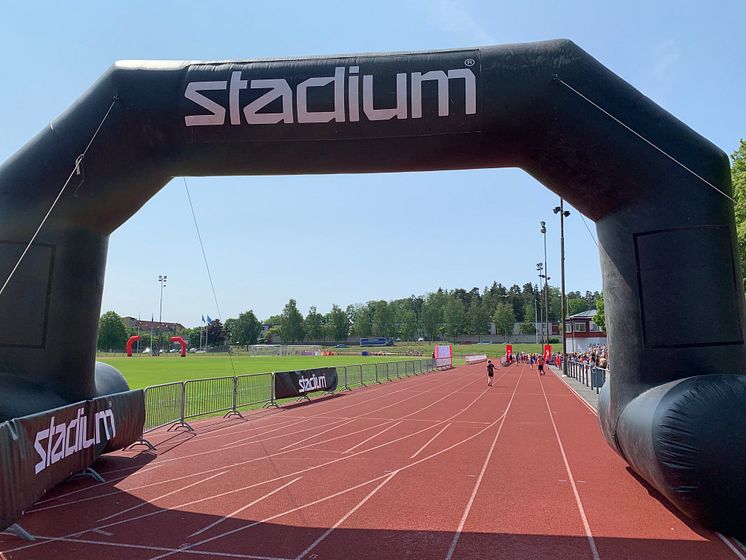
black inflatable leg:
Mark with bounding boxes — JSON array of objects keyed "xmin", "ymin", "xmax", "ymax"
[{"xmin": 602, "ymin": 374, "xmax": 746, "ymax": 535}]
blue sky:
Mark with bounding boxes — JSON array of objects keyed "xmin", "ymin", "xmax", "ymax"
[{"xmin": 1, "ymin": 1, "xmax": 743, "ymax": 326}]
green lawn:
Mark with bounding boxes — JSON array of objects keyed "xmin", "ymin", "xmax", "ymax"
[{"xmin": 98, "ymin": 354, "xmax": 430, "ymax": 389}]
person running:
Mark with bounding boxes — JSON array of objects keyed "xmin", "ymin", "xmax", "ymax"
[
  {"xmin": 529, "ymin": 354, "xmax": 535, "ymax": 369},
  {"xmin": 487, "ymin": 360, "xmax": 495, "ymax": 386},
  {"xmin": 537, "ymin": 354, "xmax": 545, "ymax": 375}
]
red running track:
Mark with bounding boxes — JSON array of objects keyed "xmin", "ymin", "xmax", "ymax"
[{"xmin": 2, "ymin": 362, "xmax": 745, "ymax": 560}]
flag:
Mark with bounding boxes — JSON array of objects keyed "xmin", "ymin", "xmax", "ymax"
[
  {"xmin": 201, "ymin": 314, "xmax": 205, "ymax": 323},
  {"xmin": 206, "ymin": 315, "xmax": 212, "ymax": 323}
]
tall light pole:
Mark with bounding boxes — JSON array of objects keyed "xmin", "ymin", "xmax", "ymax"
[
  {"xmin": 536, "ymin": 263, "xmax": 546, "ymax": 344},
  {"xmin": 540, "ymin": 221, "xmax": 549, "ymax": 345},
  {"xmin": 158, "ymin": 275, "xmax": 167, "ymax": 354},
  {"xmin": 553, "ymin": 200, "xmax": 571, "ymax": 376}
]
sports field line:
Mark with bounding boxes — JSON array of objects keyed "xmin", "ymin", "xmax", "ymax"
[
  {"xmin": 293, "ymin": 472, "xmax": 399, "ymax": 560},
  {"xmin": 225, "ymin": 417, "xmax": 350, "ymax": 449},
  {"xmin": 189, "ymin": 477, "xmax": 302, "ymax": 538},
  {"xmin": 445, "ymin": 367, "xmax": 524, "ymax": 560},
  {"xmin": 6, "ymin": 367, "xmax": 512, "ymax": 556},
  {"xmin": 97, "ymin": 470, "xmax": 228, "ymax": 522},
  {"xmin": 279, "ymin": 417, "xmax": 360, "ymax": 451},
  {"xmin": 549, "ymin": 368, "xmax": 745, "ymax": 560},
  {"xmin": 410, "ymin": 422, "xmax": 451, "ymax": 459},
  {"xmin": 133, "ymin": 368, "xmax": 487, "ymax": 468},
  {"xmin": 538, "ymin": 373, "xmax": 600, "ymax": 560},
  {"xmin": 26, "ymin": 366, "xmax": 494, "ymax": 516},
  {"xmin": 16, "ymin": 534, "xmax": 290, "ymax": 560},
  {"xmin": 343, "ymin": 421, "xmax": 402, "ymax": 453},
  {"xmin": 140, "ymin": 372, "xmax": 519, "ymax": 560},
  {"xmin": 550, "ymin": 368, "xmax": 598, "ymax": 414},
  {"xmin": 156, "ymin": 367, "xmax": 464, "ymax": 454}
]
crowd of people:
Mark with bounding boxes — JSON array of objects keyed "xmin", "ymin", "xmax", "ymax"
[{"xmin": 567, "ymin": 344, "xmax": 608, "ymax": 368}]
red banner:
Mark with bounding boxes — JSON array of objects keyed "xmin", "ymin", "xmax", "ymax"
[
  {"xmin": 505, "ymin": 344, "xmax": 513, "ymax": 359},
  {"xmin": 543, "ymin": 344, "xmax": 552, "ymax": 362}
]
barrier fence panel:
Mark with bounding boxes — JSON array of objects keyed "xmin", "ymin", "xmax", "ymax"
[
  {"xmin": 361, "ymin": 363, "xmax": 376, "ymax": 385},
  {"xmin": 235, "ymin": 373, "xmax": 273, "ymax": 409},
  {"xmin": 566, "ymin": 361, "xmax": 608, "ymax": 393},
  {"xmin": 184, "ymin": 377, "xmax": 235, "ymax": 419},
  {"xmin": 143, "ymin": 382, "xmax": 184, "ymax": 432},
  {"xmin": 142, "ymin": 359, "xmax": 448, "ymax": 432},
  {"xmin": 376, "ymin": 363, "xmax": 388, "ymax": 383}
]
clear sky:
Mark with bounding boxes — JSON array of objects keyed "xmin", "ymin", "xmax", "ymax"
[{"xmin": 1, "ymin": 1, "xmax": 743, "ymax": 326}]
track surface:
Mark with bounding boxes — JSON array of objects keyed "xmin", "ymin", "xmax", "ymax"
[{"xmin": 2, "ymin": 363, "xmax": 744, "ymax": 560}]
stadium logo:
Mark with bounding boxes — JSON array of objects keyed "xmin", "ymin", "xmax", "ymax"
[
  {"xmin": 33, "ymin": 408, "xmax": 116, "ymax": 475},
  {"xmin": 297, "ymin": 374, "xmax": 328, "ymax": 393},
  {"xmin": 184, "ymin": 66, "xmax": 477, "ymax": 126}
]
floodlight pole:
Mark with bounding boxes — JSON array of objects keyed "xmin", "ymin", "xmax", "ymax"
[
  {"xmin": 554, "ymin": 199, "xmax": 570, "ymax": 376},
  {"xmin": 536, "ymin": 264, "xmax": 545, "ymax": 344},
  {"xmin": 158, "ymin": 275, "xmax": 167, "ymax": 354},
  {"xmin": 539, "ymin": 221, "xmax": 550, "ymax": 346}
]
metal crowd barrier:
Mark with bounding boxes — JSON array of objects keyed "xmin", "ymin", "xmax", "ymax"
[
  {"xmin": 142, "ymin": 358, "xmax": 437, "ymax": 433},
  {"xmin": 565, "ymin": 360, "xmax": 608, "ymax": 393}
]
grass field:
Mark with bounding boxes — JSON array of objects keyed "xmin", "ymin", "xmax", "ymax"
[
  {"xmin": 98, "ymin": 354, "xmax": 432, "ymax": 389},
  {"xmin": 99, "ymin": 342, "xmax": 562, "ymax": 390}
]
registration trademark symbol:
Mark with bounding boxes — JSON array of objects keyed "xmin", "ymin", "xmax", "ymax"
[{"xmin": 464, "ymin": 58, "xmax": 475, "ymax": 67}]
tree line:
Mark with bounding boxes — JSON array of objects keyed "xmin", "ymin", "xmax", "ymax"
[
  {"xmin": 246, "ymin": 282, "xmax": 601, "ymax": 344},
  {"xmin": 96, "ymin": 282, "xmax": 602, "ymax": 351}
]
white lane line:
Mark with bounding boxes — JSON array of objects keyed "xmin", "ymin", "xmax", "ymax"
[
  {"xmin": 551, "ymin": 369, "xmax": 598, "ymax": 414},
  {"xmin": 189, "ymin": 477, "xmax": 302, "ymax": 537},
  {"xmin": 279, "ymin": 418, "xmax": 360, "ymax": 451},
  {"xmin": 97, "ymin": 471, "xmax": 227, "ymax": 522},
  {"xmin": 343, "ymin": 422, "xmax": 402, "ymax": 454},
  {"xmin": 90, "ymin": 528, "xmax": 113, "ymax": 536},
  {"xmin": 208, "ymin": 418, "xmax": 312, "ymax": 446},
  {"xmin": 294, "ymin": 472, "xmax": 399, "ymax": 560},
  {"xmin": 6, "ymin": 371, "xmax": 512, "ymax": 557},
  {"xmin": 410, "ymin": 423, "xmax": 451, "ymax": 459},
  {"xmin": 26, "ymin": 535, "xmax": 290, "ymax": 559},
  {"xmin": 150, "ymin": 372, "xmax": 519, "ymax": 560},
  {"xmin": 34, "ymin": 369, "xmax": 488, "ymax": 515},
  {"xmin": 444, "ymin": 369, "xmax": 523, "ymax": 560},
  {"xmin": 717, "ymin": 533, "xmax": 746, "ymax": 560},
  {"xmin": 146, "ymin": 477, "xmax": 388, "ymax": 560},
  {"xmin": 538, "ymin": 375, "xmax": 601, "ymax": 560},
  {"xmin": 552, "ymin": 370, "xmax": 746, "ymax": 560}
]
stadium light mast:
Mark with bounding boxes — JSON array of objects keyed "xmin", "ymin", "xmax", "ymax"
[
  {"xmin": 553, "ymin": 200, "xmax": 571, "ymax": 376},
  {"xmin": 158, "ymin": 274, "xmax": 167, "ymax": 353},
  {"xmin": 539, "ymin": 222, "xmax": 550, "ymax": 345},
  {"xmin": 536, "ymin": 263, "xmax": 545, "ymax": 344}
]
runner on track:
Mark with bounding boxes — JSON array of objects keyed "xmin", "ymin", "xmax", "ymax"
[
  {"xmin": 537, "ymin": 355, "xmax": 545, "ymax": 375},
  {"xmin": 487, "ymin": 360, "xmax": 495, "ymax": 386}
]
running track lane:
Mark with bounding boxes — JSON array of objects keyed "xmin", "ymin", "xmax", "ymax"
[{"xmin": 1, "ymin": 363, "xmax": 742, "ymax": 559}]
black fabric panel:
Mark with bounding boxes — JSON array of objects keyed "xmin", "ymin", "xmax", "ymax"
[
  {"xmin": 0, "ymin": 390, "xmax": 144, "ymax": 532},
  {"xmin": 274, "ymin": 368, "xmax": 339, "ymax": 399}
]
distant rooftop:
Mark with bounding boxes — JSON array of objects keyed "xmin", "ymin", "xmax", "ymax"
[{"xmin": 568, "ymin": 309, "xmax": 598, "ymax": 319}]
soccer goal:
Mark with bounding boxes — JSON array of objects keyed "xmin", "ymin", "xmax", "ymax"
[{"xmin": 248, "ymin": 344, "xmax": 322, "ymax": 356}]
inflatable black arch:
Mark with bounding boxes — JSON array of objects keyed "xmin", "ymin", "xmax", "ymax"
[{"xmin": 1, "ymin": 39, "xmax": 744, "ymax": 533}]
